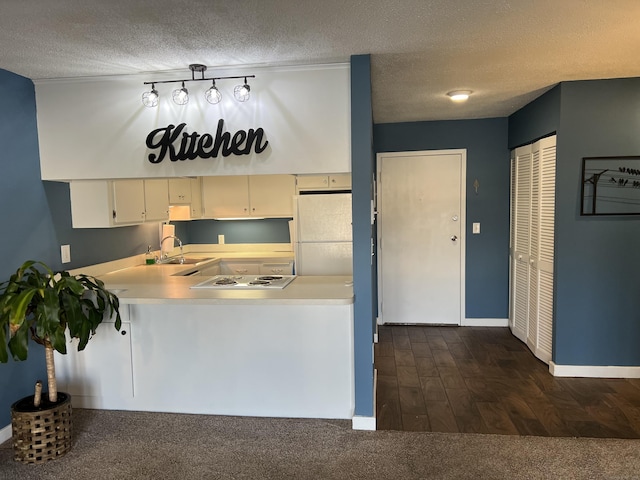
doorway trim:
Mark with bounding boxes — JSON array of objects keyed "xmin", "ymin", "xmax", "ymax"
[{"xmin": 376, "ymin": 149, "xmax": 466, "ymax": 326}]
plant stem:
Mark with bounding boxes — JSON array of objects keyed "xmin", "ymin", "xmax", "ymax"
[
  {"xmin": 34, "ymin": 380, "xmax": 42, "ymax": 407},
  {"xmin": 44, "ymin": 341, "xmax": 57, "ymax": 403}
]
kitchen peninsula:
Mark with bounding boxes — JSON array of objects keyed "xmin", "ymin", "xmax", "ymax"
[{"xmin": 56, "ymin": 244, "xmax": 355, "ymax": 420}]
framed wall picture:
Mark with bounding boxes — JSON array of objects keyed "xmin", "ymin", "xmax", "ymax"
[{"xmin": 581, "ymin": 156, "xmax": 640, "ymax": 215}]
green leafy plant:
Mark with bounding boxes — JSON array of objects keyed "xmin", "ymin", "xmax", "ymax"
[{"xmin": 0, "ymin": 260, "xmax": 121, "ymax": 404}]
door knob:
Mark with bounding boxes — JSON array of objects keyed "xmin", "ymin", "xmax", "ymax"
[{"xmin": 451, "ymin": 235, "xmax": 458, "ymax": 241}]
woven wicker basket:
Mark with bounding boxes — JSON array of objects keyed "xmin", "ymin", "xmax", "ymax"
[{"xmin": 10, "ymin": 392, "xmax": 72, "ymax": 464}]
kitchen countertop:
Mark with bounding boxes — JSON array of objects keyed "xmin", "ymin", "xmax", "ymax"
[{"xmin": 98, "ymin": 263, "xmax": 354, "ymax": 306}]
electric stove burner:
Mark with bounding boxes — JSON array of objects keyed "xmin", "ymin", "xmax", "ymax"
[{"xmin": 191, "ymin": 275, "xmax": 296, "ymax": 290}]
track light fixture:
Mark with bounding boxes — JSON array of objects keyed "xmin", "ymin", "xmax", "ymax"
[
  {"xmin": 172, "ymin": 81, "xmax": 189, "ymax": 105},
  {"xmin": 142, "ymin": 64, "xmax": 255, "ymax": 107},
  {"xmin": 234, "ymin": 78, "xmax": 251, "ymax": 102},
  {"xmin": 205, "ymin": 79, "xmax": 222, "ymax": 104},
  {"xmin": 141, "ymin": 83, "xmax": 159, "ymax": 107}
]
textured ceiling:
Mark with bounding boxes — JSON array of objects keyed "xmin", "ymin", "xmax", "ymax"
[{"xmin": 2, "ymin": 0, "xmax": 640, "ymax": 123}]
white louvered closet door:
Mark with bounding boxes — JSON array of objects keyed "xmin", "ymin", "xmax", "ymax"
[
  {"xmin": 509, "ymin": 135, "xmax": 556, "ymax": 364},
  {"xmin": 527, "ymin": 145, "xmax": 540, "ymax": 352},
  {"xmin": 530, "ymin": 136, "xmax": 556, "ymax": 363},
  {"xmin": 510, "ymin": 144, "xmax": 532, "ymax": 344}
]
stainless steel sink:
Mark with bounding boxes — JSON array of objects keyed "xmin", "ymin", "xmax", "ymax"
[{"xmin": 159, "ymin": 257, "xmax": 213, "ymax": 265}]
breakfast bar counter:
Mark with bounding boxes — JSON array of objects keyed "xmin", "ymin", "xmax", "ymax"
[
  {"xmin": 99, "ymin": 265, "xmax": 354, "ymax": 305},
  {"xmin": 57, "ymin": 258, "xmax": 355, "ymax": 421}
]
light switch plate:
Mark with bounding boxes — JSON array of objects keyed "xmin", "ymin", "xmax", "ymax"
[
  {"xmin": 61, "ymin": 244, "xmax": 71, "ymax": 263},
  {"xmin": 473, "ymin": 222, "xmax": 480, "ymax": 234}
]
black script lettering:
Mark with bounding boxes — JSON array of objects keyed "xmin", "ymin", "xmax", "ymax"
[
  {"xmin": 197, "ymin": 134, "xmax": 214, "ymax": 158},
  {"xmin": 247, "ymin": 128, "xmax": 269, "ymax": 154},
  {"xmin": 212, "ymin": 119, "xmax": 232, "ymax": 157},
  {"xmin": 146, "ymin": 120, "xmax": 268, "ymax": 163},
  {"xmin": 146, "ymin": 124, "xmax": 185, "ymax": 163},
  {"xmin": 176, "ymin": 131, "xmax": 199, "ymax": 161},
  {"xmin": 231, "ymin": 130, "xmax": 248, "ymax": 154}
]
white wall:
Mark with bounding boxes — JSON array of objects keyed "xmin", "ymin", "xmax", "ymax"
[{"xmin": 35, "ymin": 64, "xmax": 350, "ymax": 180}]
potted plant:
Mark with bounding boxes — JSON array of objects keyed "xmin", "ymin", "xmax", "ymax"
[{"xmin": 0, "ymin": 260, "xmax": 121, "ymax": 463}]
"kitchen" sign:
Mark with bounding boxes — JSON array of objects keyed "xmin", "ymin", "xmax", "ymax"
[{"xmin": 146, "ymin": 120, "xmax": 268, "ymax": 163}]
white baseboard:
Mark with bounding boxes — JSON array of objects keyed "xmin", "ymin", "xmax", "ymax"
[
  {"xmin": 461, "ymin": 318, "xmax": 509, "ymax": 327},
  {"xmin": 0, "ymin": 423, "xmax": 11, "ymax": 444},
  {"xmin": 352, "ymin": 415, "xmax": 376, "ymax": 430},
  {"xmin": 550, "ymin": 362, "xmax": 640, "ymax": 378},
  {"xmin": 352, "ymin": 369, "xmax": 377, "ymax": 431}
]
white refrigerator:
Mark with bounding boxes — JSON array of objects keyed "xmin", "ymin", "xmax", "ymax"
[{"xmin": 294, "ymin": 193, "xmax": 353, "ymax": 275}]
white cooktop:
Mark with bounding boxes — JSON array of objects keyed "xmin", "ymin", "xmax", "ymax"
[{"xmin": 190, "ymin": 275, "xmax": 296, "ymax": 290}]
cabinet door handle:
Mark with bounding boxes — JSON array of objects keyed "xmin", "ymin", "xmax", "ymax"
[{"xmin": 121, "ymin": 330, "xmax": 127, "ymax": 336}]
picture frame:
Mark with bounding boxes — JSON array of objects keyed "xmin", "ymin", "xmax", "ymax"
[{"xmin": 581, "ymin": 156, "xmax": 640, "ymax": 216}]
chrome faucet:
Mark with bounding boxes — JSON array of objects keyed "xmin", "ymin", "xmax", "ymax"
[{"xmin": 160, "ymin": 235, "xmax": 184, "ymax": 263}]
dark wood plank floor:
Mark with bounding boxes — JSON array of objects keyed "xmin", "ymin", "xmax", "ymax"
[{"xmin": 375, "ymin": 325, "xmax": 640, "ymax": 437}]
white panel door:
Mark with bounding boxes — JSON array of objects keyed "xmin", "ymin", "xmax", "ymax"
[{"xmin": 378, "ymin": 150, "xmax": 465, "ymax": 325}]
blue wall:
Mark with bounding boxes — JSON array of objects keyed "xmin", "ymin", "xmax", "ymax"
[
  {"xmin": 351, "ymin": 54, "xmax": 376, "ymax": 417},
  {"xmin": 509, "ymin": 78, "xmax": 640, "ymax": 366},
  {"xmin": 374, "ymin": 118, "xmax": 510, "ymax": 318},
  {"xmin": 508, "ymin": 85, "xmax": 560, "ymax": 149},
  {"xmin": 43, "ymin": 181, "xmax": 161, "ymax": 269},
  {"xmin": 0, "ymin": 69, "xmax": 50, "ymax": 428},
  {"xmin": 554, "ymin": 79, "xmax": 640, "ymax": 365},
  {"xmin": 179, "ymin": 218, "xmax": 291, "ymax": 244},
  {"xmin": 0, "ymin": 69, "xmax": 163, "ymax": 427}
]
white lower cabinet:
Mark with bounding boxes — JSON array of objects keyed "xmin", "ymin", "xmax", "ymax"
[
  {"xmin": 221, "ymin": 261, "xmax": 261, "ymax": 275},
  {"xmin": 197, "ymin": 263, "xmax": 221, "ymax": 276},
  {"xmin": 55, "ymin": 316, "xmax": 133, "ymax": 406},
  {"xmin": 259, "ymin": 262, "xmax": 294, "ymax": 275},
  {"xmin": 219, "ymin": 261, "xmax": 293, "ymax": 275}
]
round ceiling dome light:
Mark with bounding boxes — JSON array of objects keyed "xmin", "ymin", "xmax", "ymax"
[{"xmin": 447, "ymin": 90, "xmax": 472, "ymax": 102}]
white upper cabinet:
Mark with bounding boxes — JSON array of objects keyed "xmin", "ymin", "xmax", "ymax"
[
  {"xmin": 70, "ymin": 179, "xmax": 169, "ymax": 228},
  {"xmin": 249, "ymin": 175, "xmax": 296, "ymax": 217},
  {"xmin": 202, "ymin": 176, "xmax": 250, "ymax": 218},
  {"xmin": 143, "ymin": 179, "xmax": 170, "ymax": 222},
  {"xmin": 168, "ymin": 178, "xmax": 192, "ymax": 204},
  {"xmin": 295, "ymin": 174, "xmax": 351, "ymax": 192},
  {"xmin": 112, "ymin": 180, "xmax": 145, "ymax": 225},
  {"xmin": 202, "ymin": 174, "xmax": 295, "ymax": 219},
  {"xmin": 189, "ymin": 177, "xmax": 203, "ymax": 219},
  {"xmin": 167, "ymin": 177, "xmax": 202, "ymax": 220}
]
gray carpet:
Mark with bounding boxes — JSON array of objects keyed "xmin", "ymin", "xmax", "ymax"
[{"xmin": 1, "ymin": 409, "xmax": 640, "ymax": 479}]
